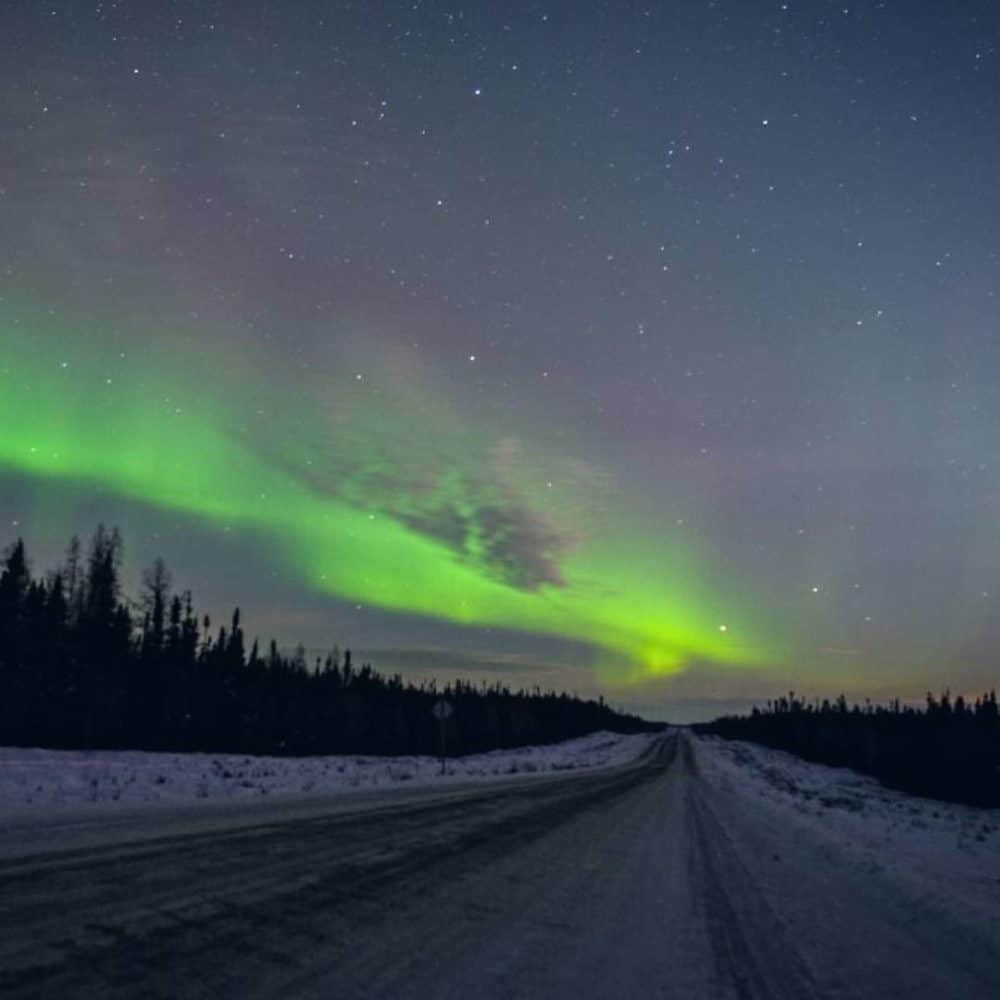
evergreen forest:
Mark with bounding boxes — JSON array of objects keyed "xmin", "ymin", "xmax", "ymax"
[
  {"xmin": 698, "ymin": 691, "xmax": 1000, "ymax": 807},
  {"xmin": 0, "ymin": 528, "xmax": 658, "ymax": 758}
]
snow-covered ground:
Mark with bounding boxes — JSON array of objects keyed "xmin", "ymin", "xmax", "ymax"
[
  {"xmin": 0, "ymin": 730, "xmax": 657, "ymax": 816},
  {"xmin": 5, "ymin": 730, "xmax": 1000, "ymax": 997},
  {"xmin": 695, "ymin": 734, "xmax": 1000, "ymax": 930}
]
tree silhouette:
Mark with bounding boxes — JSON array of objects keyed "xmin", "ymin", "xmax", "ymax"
[
  {"xmin": 0, "ymin": 527, "xmax": 659, "ymax": 759},
  {"xmin": 698, "ymin": 687, "xmax": 1000, "ymax": 808}
]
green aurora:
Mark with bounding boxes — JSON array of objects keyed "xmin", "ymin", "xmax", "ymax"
[{"xmin": 0, "ymin": 315, "xmax": 783, "ymax": 685}]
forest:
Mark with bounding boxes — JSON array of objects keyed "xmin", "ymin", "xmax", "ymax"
[
  {"xmin": 0, "ymin": 528, "xmax": 658, "ymax": 757},
  {"xmin": 697, "ymin": 691, "xmax": 1000, "ymax": 808}
]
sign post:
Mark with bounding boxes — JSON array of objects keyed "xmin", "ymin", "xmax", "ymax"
[{"xmin": 431, "ymin": 699, "xmax": 453, "ymax": 774}]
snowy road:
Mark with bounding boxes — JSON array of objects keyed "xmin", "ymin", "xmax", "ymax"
[{"xmin": 2, "ymin": 732, "xmax": 999, "ymax": 999}]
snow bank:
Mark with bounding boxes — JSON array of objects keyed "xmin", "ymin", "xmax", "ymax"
[
  {"xmin": 0, "ymin": 731, "xmax": 656, "ymax": 814},
  {"xmin": 695, "ymin": 734, "xmax": 1000, "ymax": 925}
]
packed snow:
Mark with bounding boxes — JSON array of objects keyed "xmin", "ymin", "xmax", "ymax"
[
  {"xmin": 694, "ymin": 734, "xmax": 1000, "ymax": 928},
  {"xmin": 0, "ymin": 730, "xmax": 657, "ymax": 816}
]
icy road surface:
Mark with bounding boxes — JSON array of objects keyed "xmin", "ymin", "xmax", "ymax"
[{"xmin": 2, "ymin": 731, "xmax": 999, "ymax": 999}]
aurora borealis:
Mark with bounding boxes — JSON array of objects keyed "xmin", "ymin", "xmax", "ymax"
[
  {"xmin": 3, "ymin": 2, "xmax": 1000, "ymax": 718},
  {"xmin": 0, "ymin": 317, "xmax": 777, "ymax": 686}
]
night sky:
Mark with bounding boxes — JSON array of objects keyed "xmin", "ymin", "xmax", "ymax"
[{"xmin": 3, "ymin": 1, "xmax": 1000, "ymax": 720}]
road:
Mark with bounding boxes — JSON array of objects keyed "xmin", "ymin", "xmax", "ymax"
[{"xmin": 1, "ymin": 732, "xmax": 998, "ymax": 999}]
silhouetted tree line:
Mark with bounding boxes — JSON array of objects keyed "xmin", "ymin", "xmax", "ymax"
[
  {"xmin": 0, "ymin": 529, "xmax": 658, "ymax": 757},
  {"xmin": 696, "ymin": 690, "xmax": 1000, "ymax": 808}
]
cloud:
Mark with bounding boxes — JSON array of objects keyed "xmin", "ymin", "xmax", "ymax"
[
  {"xmin": 262, "ymin": 415, "xmax": 580, "ymax": 593},
  {"xmin": 395, "ymin": 493, "xmax": 573, "ymax": 591},
  {"xmin": 607, "ymin": 657, "xmax": 782, "ymax": 701},
  {"xmin": 473, "ymin": 501, "xmax": 570, "ymax": 589},
  {"xmin": 396, "ymin": 504, "xmax": 469, "ymax": 552},
  {"xmin": 358, "ymin": 646, "xmax": 569, "ymax": 678}
]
